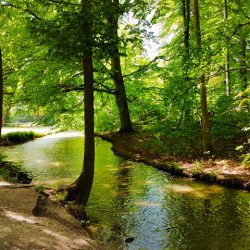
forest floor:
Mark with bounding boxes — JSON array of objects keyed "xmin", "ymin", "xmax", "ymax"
[
  {"xmin": 0, "ymin": 181, "xmax": 103, "ymax": 250},
  {"xmin": 98, "ymin": 131, "xmax": 250, "ymax": 191}
]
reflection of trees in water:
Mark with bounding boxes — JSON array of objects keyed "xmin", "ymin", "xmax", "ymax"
[
  {"xmin": 162, "ymin": 188, "xmax": 250, "ymax": 249},
  {"xmin": 108, "ymin": 160, "xmax": 134, "ymax": 247}
]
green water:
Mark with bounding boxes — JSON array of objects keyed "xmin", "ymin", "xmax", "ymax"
[{"xmin": 2, "ymin": 132, "xmax": 250, "ymax": 249}]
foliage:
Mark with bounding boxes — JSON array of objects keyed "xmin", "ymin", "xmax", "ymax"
[
  {"xmin": 241, "ymin": 153, "xmax": 250, "ymax": 168},
  {"xmin": 0, "ymin": 153, "xmax": 7, "ymax": 162},
  {"xmin": 0, "ymin": 0, "xmax": 249, "ymax": 160},
  {"xmin": 33, "ymin": 185, "xmax": 46, "ymax": 193},
  {"xmin": 0, "ymin": 161, "xmax": 32, "ymax": 183},
  {"xmin": 4, "ymin": 131, "xmax": 35, "ymax": 143},
  {"xmin": 191, "ymin": 161, "xmax": 202, "ymax": 175}
]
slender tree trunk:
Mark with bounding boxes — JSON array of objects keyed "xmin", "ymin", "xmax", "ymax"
[
  {"xmin": 240, "ymin": 37, "xmax": 247, "ymax": 90},
  {"xmin": 182, "ymin": 0, "xmax": 192, "ymax": 124},
  {"xmin": 0, "ymin": 48, "xmax": 3, "ymax": 141},
  {"xmin": 108, "ymin": 0, "xmax": 133, "ymax": 133},
  {"xmin": 66, "ymin": 0, "xmax": 95, "ymax": 205},
  {"xmin": 192, "ymin": 0, "xmax": 213, "ymax": 152},
  {"xmin": 224, "ymin": 0, "xmax": 230, "ymax": 96},
  {"xmin": 183, "ymin": 0, "xmax": 190, "ymax": 54}
]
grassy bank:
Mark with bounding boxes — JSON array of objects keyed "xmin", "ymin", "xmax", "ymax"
[
  {"xmin": 0, "ymin": 131, "xmax": 46, "ymax": 146},
  {"xmin": 98, "ymin": 131, "xmax": 250, "ymax": 191}
]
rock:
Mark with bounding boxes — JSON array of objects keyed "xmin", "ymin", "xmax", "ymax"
[
  {"xmin": 125, "ymin": 237, "xmax": 134, "ymax": 244},
  {"xmin": 17, "ymin": 172, "xmax": 32, "ymax": 184},
  {"xmin": 32, "ymin": 194, "xmax": 48, "ymax": 216}
]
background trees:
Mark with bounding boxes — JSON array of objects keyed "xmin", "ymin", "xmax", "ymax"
[{"xmin": 1, "ymin": 0, "xmax": 249, "ymax": 199}]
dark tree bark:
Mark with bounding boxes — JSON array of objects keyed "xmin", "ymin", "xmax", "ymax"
[
  {"xmin": 0, "ymin": 48, "xmax": 3, "ymax": 141},
  {"xmin": 66, "ymin": 0, "xmax": 95, "ymax": 205},
  {"xmin": 224, "ymin": 0, "xmax": 231, "ymax": 96},
  {"xmin": 183, "ymin": 0, "xmax": 190, "ymax": 54},
  {"xmin": 192, "ymin": 0, "xmax": 213, "ymax": 152},
  {"xmin": 108, "ymin": 0, "xmax": 133, "ymax": 133}
]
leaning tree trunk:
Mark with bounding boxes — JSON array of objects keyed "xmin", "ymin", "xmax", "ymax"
[
  {"xmin": 66, "ymin": 0, "xmax": 95, "ymax": 205},
  {"xmin": 192, "ymin": 0, "xmax": 213, "ymax": 152},
  {"xmin": 108, "ymin": 0, "xmax": 133, "ymax": 133},
  {"xmin": 0, "ymin": 48, "xmax": 3, "ymax": 141},
  {"xmin": 224, "ymin": 0, "xmax": 230, "ymax": 96}
]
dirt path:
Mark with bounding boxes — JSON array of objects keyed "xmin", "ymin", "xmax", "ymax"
[{"xmin": 0, "ymin": 182, "xmax": 103, "ymax": 250}]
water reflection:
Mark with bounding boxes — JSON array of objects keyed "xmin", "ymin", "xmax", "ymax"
[{"xmin": 1, "ymin": 133, "xmax": 250, "ymax": 249}]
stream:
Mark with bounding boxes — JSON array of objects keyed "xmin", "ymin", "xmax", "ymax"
[{"xmin": 1, "ymin": 131, "xmax": 250, "ymax": 249}]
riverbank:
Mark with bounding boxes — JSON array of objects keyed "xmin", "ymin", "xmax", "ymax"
[
  {"xmin": 0, "ymin": 127, "xmax": 54, "ymax": 146},
  {"xmin": 0, "ymin": 181, "xmax": 103, "ymax": 250},
  {"xmin": 98, "ymin": 131, "xmax": 250, "ymax": 191}
]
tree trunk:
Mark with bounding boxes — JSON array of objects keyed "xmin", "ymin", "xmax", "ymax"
[
  {"xmin": 192, "ymin": 0, "xmax": 213, "ymax": 152},
  {"xmin": 200, "ymin": 74, "xmax": 213, "ymax": 151},
  {"xmin": 66, "ymin": 0, "xmax": 95, "ymax": 206},
  {"xmin": 183, "ymin": 0, "xmax": 190, "ymax": 54},
  {"xmin": 240, "ymin": 37, "xmax": 247, "ymax": 91},
  {"xmin": 224, "ymin": 0, "xmax": 230, "ymax": 96},
  {"xmin": 182, "ymin": 0, "xmax": 192, "ymax": 123},
  {"xmin": 111, "ymin": 49, "xmax": 133, "ymax": 133},
  {"xmin": 0, "ymin": 48, "xmax": 3, "ymax": 141},
  {"xmin": 108, "ymin": 0, "xmax": 133, "ymax": 133}
]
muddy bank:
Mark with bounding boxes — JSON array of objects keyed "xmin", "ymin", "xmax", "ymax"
[
  {"xmin": 98, "ymin": 132, "xmax": 250, "ymax": 191},
  {"xmin": 0, "ymin": 182, "xmax": 104, "ymax": 250}
]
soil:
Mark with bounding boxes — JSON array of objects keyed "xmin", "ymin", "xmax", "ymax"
[
  {"xmin": 0, "ymin": 181, "xmax": 104, "ymax": 250},
  {"xmin": 98, "ymin": 131, "xmax": 250, "ymax": 191}
]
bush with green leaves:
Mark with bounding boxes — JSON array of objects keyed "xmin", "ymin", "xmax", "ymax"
[
  {"xmin": 0, "ymin": 153, "xmax": 7, "ymax": 162},
  {"xmin": 5, "ymin": 131, "xmax": 35, "ymax": 143}
]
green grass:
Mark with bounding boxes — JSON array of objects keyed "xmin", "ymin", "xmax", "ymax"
[{"xmin": 3, "ymin": 131, "xmax": 45, "ymax": 143}]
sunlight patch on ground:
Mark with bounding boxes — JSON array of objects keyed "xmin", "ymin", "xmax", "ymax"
[
  {"xmin": 4, "ymin": 211, "xmax": 36, "ymax": 224},
  {"xmin": 0, "ymin": 181, "xmax": 13, "ymax": 187},
  {"xmin": 43, "ymin": 229, "xmax": 90, "ymax": 247},
  {"xmin": 45, "ymin": 131, "xmax": 83, "ymax": 139}
]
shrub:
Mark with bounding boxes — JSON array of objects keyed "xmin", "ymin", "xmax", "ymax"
[
  {"xmin": 5, "ymin": 131, "xmax": 35, "ymax": 143},
  {"xmin": 0, "ymin": 153, "xmax": 7, "ymax": 162}
]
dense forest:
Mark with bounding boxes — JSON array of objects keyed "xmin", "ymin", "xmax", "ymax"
[{"xmin": 0, "ymin": 0, "xmax": 249, "ymax": 203}]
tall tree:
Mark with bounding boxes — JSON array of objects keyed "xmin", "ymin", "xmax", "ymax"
[
  {"xmin": 192, "ymin": 0, "xmax": 213, "ymax": 152},
  {"xmin": 182, "ymin": 0, "xmax": 190, "ymax": 54},
  {"xmin": 224, "ymin": 0, "xmax": 230, "ymax": 96},
  {"xmin": 66, "ymin": 0, "xmax": 95, "ymax": 205},
  {"xmin": 107, "ymin": 0, "xmax": 133, "ymax": 133},
  {"xmin": 0, "ymin": 48, "xmax": 3, "ymax": 140},
  {"xmin": 240, "ymin": 35, "xmax": 248, "ymax": 91}
]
